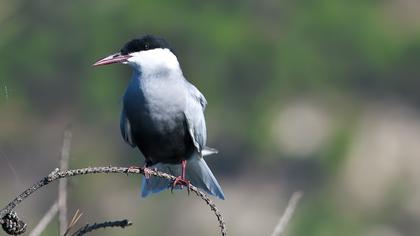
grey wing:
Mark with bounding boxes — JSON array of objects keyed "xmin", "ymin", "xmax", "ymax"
[
  {"xmin": 184, "ymin": 83, "xmax": 219, "ymax": 156},
  {"xmin": 184, "ymin": 82, "xmax": 208, "ymax": 154},
  {"xmin": 120, "ymin": 109, "xmax": 136, "ymax": 147}
]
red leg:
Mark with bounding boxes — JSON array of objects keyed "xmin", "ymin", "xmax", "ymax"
[
  {"xmin": 181, "ymin": 159, "xmax": 187, "ymax": 179},
  {"xmin": 171, "ymin": 160, "xmax": 190, "ymax": 193}
]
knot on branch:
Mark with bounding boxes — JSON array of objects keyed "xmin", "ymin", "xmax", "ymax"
[{"xmin": 1, "ymin": 211, "xmax": 27, "ymax": 235}]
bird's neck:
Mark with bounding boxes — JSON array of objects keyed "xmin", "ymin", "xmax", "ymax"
[
  {"xmin": 129, "ymin": 67, "xmax": 183, "ymax": 88},
  {"xmin": 139, "ymin": 64, "xmax": 182, "ymax": 79}
]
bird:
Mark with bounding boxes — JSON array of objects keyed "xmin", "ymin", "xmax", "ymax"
[{"xmin": 93, "ymin": 35, "xmax": 225, "ymax": 199}]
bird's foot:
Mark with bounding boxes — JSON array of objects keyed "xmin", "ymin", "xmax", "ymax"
[
  {"xmin": 171, "ymin": 176, "xmax": 190, "ymax": 194},
  {"xmin": 143, "ymin": 167, "xmax": 155, "ymax": 179}
]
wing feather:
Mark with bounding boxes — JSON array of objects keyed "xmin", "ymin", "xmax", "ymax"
[
  {"xmin": 120, "ymin": 109, "xmax": 136, "ymax": 147},
  {"xmin": 184, "ymin": 83, "xmax": 208, "ymax": 153}
]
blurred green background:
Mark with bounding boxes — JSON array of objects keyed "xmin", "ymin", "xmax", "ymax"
[{"xmin": 1, "ymin": 0, "xmax": 420, "ymax": 235}]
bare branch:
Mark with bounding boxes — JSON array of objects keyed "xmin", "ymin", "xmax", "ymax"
[
  {"xmin": 0, "ymin": 166, "xmax": 227, "ymax": 236},
  {"xmin": 189, "ymin": 185, "xmax": 227, "ymax": 235},
  {"xmin": 28, "ymin": 201, "xmax": 59, "ymax": 236},
  {"xmin": 270, "ymin": 191, "xmax": 303, "ymax": 236},
  {"xmin": 71, "ymin": 219, "xmax": 132, "ymax": 236},
  {"xmin": 59, "ymin": 128, "xmax": 72, "ymax": 235}
]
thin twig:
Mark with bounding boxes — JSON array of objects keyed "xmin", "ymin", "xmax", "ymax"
[
  {"xmin": 64, "ymin": 209, "xmax": 83, "ymax": 236},
  {"xmin": 71, "ymin": 219, "xmax": 132, "ymax": 236},
  {"xmin": 59, "ymin": 128, "xmax": 72, "ymax": 235},
  {"xmin": 0, "ymin": 166, "xmax": 227, "ymax": 236},
  {"xmin": 270, "ymin": 191, "xmax": 303, "ymax": 236},
  {"xmin": 28, "ymin": 201, "xmax": 59, "ymax": 236}
]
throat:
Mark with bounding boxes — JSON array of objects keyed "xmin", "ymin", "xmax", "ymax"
[{"xmin": 141, "ymin": 64, "xmax": 180, "ymax": 78}]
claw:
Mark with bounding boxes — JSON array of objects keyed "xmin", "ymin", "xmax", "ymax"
[
  {"xmin": 171, "ymin": 176, "xmax": 190, "ymax": 193},
  {"xmin": 143, "ymin": 167, "xmax": 154, "ymax": 179},
  {"xmin": 170, "ymin": 159, "xmax": 190, "ymax": 193}
]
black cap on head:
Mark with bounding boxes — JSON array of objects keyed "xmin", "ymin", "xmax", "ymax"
[{"xmin": 120, "ymin": 35, "xmax": 172, "ymax": 55}]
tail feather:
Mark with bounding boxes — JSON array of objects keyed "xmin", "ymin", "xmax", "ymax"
[
  {"xmin": 202, "ymin": 146, "xmax": 218, "ymax": 156},
  {"xmin": 141, "ymin": 155, "xmax": 225, "ymax": 199}
]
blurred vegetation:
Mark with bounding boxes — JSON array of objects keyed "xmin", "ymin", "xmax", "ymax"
[{"xmin": 1, "ymin": 0, "xmax": 420, "ymax": 235}]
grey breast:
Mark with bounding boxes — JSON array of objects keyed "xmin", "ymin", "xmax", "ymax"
[{"xmin": 121, "ymin": 72, "xmax": 194, "ymax": 164}]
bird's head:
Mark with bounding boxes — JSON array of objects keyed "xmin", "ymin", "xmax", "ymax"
[{"xmin": 93, "ymin": 35, "xmax": 179, "ymax": 72}]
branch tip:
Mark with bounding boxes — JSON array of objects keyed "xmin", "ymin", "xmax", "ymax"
[{"xmin": 1, "ymin": 211, "xmax": 26, "ymax": 235}]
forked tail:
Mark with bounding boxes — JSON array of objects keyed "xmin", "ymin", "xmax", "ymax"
[{"xmin": 141, "ymin": 155, "xmax": 225, "ymax": 200}]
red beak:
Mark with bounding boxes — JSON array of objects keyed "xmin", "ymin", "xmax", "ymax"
[{"xmin": 92, "ymin": 53, "xmax": 131, "ymax": 67}]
